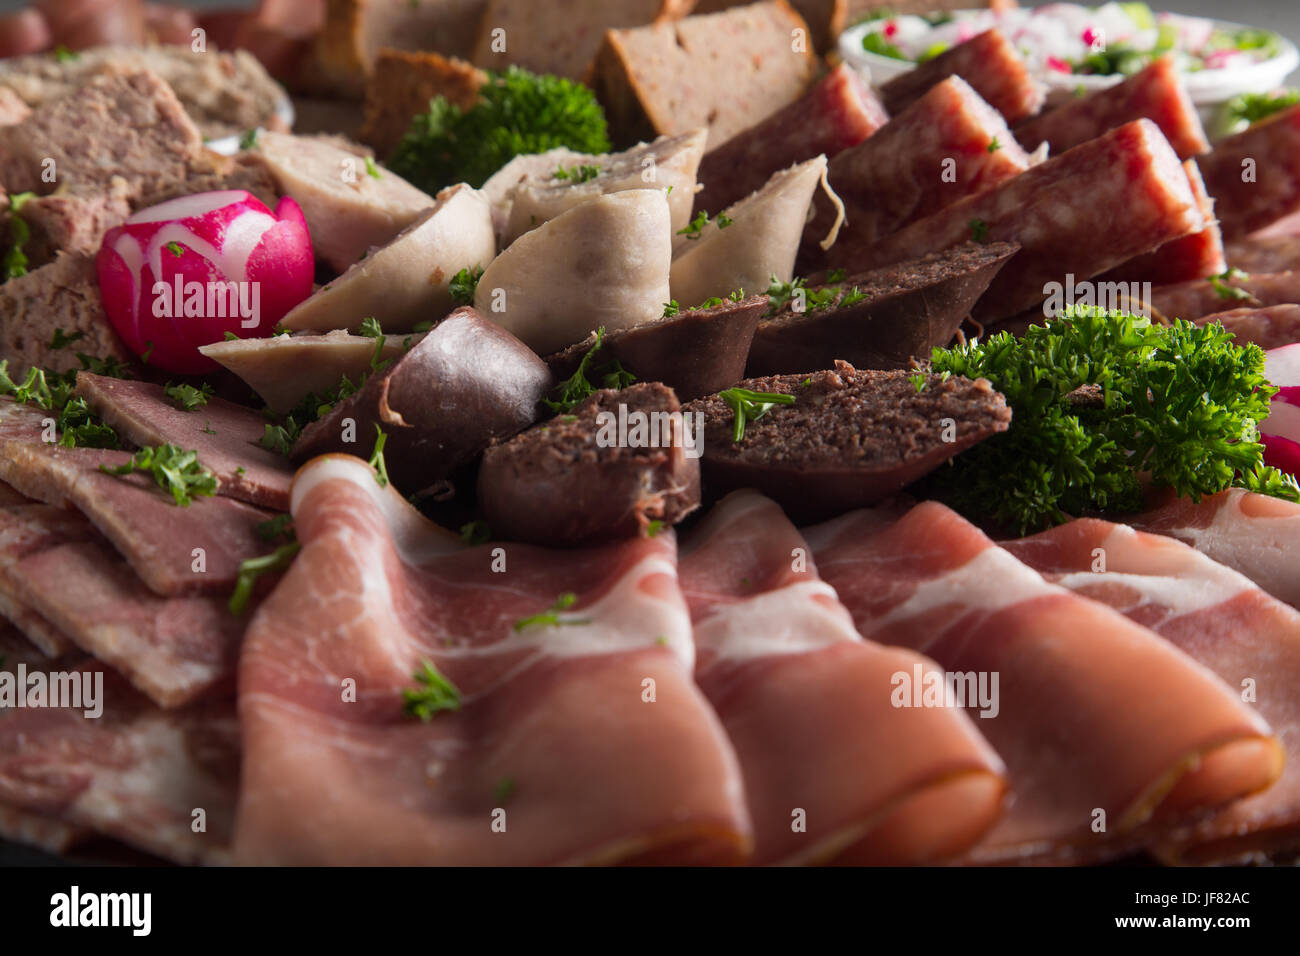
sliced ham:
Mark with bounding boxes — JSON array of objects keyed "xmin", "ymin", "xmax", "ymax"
[
  {"xmin": 1099, "ymin": 160, "xmax": 1225, "ymax": 287},
  {"xmin": 0, "ymin": 638, "xmax": 239, "ymax": 863},
  {"xmin": 1002, "ymin": 518, "xmax": 1300, "ymax": 864},
  {"xmin": 809, "ymin": 501, "xmax": 1281, "ymax": 863},
  {"xmin": 0, "ymin": 501, "xmax": 251, "ymax": 708},
  {"xmin": 801, "ymin": 75, "xmax": 1029, "ymax": 273},
  {"xmin": 1013, "ymin": 58, "xmax": 1208, "ymax": 161},
  {"xmin": 74, "ymin": 372, "xmax": 293, "ymax": 511},
  {"xmin": 1200, "ymin": 105, "xmax": 1300, "ymax": 240},
  {"xmin": 696, "ymin": 64, "xmax": 888, "ymax": 216},
  {"xmin": 1196, "ymin": 305, "xmax": 1300, "ymax": 351},
  {"xmin": 878, "ymin": 29, "xmax": 1045, "ymax": 124},
  {"xmin": 234, "ymin": 455, "xmax": 751, "ymax": 864},
  {"xmin": 1130, "ymin": 488, "xmax": 1300, "ymax": 609},
  {"xmin": 836, "ymin": 120, "xmax": 1205, "ymax": 326},
  {"xmin": 1150, "ymin": 270, "xmax": 1300, "ymax": 322},
  {"xmin": 679, "ymin": 492, "xmax": 1006, "ymax": 864}
]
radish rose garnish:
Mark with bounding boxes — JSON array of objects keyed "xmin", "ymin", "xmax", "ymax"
[
  {"xmin": 96, "ymin": 190, "xmax": 314, "ymax": 374},
  {"xmin": 1262, "ymin": 344, "xmax": 1300, "ymax": 477}
]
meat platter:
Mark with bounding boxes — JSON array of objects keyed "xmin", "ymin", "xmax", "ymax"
[{"xmin": 2, "ymin": 0, "xmax": 1300, "ymax": 878}]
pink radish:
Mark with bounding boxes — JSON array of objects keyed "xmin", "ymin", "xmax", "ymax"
[
  {"xmin": 1262, "ymin": 344, "xmax": 1300, "ymax": 475},
  {"xmin": 96, "ymin": 190, "xmax": 313, "ymax": 374}
]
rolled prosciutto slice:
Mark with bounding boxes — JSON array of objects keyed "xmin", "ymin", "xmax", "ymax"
[
  {"xmin": 801, "ymin": 75, "xmax": 1029, "ymax": 272},
  {"xmin": 808, "ymin": 501, "xmax": 1281, "ymax": 863},
  {"xmin": 1131, "ymin": 488, "xmax": 1300, "ymax": 609},
  {"xmin": 679, "ymin": 492, "xmax": 1006, "ymax": 865},
  {"xmin": 1150, "ymin": 270, "xmax": 1300, "ymax": 322},
  {"xmin": 878, "ymin": 29, "xmax": 1045, "ymax": 124},
  {"xmin": 1099, "ymin": 160, "xmax": 1225, "ymax": 287},
  {"xmin": 695, "ymin": 64, "xmax": 889, "ymax": 215},
  {"xmin": 1013, "ymin": 57, "xmax": 1208, "ymax": 161},
  {"xmin": 0, "ymin": 628, "xmax": 239, "ymax": 865},
  {"xmin": 834, "ymin": 120, "xmax": 1205, "ymax": 325},
  {"xmin": 1200, "ymin": 105, "xmax": 1300, "ymax": 240},
  {"xmin": 1003, "ymin": 518, "xmax": 1300, "ymax": 864},
  {"xmin": 235, "ymin": 455, "xmax": 751, "ymax": 865},
  {"xmin": 1195, "ymin": 304, "xmax": 1300, "ymax": 351}
]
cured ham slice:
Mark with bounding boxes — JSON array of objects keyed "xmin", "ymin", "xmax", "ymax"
[
  {"xmin": 1002, "ymin": 518, "xmax": 1300, "ymax": 864},
  {"xmin": 878, "ymin": 29, "xmax": 1045, "ymax": 124},
  {"xmin": 1196, "ymin": 305, "xmax": 1300, "ymax": 351},
  {"xmin": 1099, "ymin": 160, "xmax": 1225, "ymax": 286},
  {"xmin": 1200, "ymin": 105, "xmax": 1300, "ymax": 239},
  {"xmin": 235, "ymin": 455, "xmax": 750, "ymax": 865},
  {"xmin": 835, "ymin": 120, "xmax": 1205, "ymax": 325},
  {"xmin": 1013, "ymin": 58, "xmax": 1208, "ymax": 161},
  {"xmin": 0, "ymin": 627, "xmax": 239, "ymax": 864},
  {"xmin": 801, "ymin": 75, "xmax": 1029, "ymax": 272},
  {"xmin": 808, "ymin": 501, "xmax": 1281, "ymax": 863},
  {"xmin": 679, "ymin": 492, "xmax": 1005, "ymax": 865},
  {"xmin": 696, "ymin": 64, "xmax": 888, "ymax": 216},
  {"xmin": 1150, "ymin": 270, "xmax": 1300, "ymax": 322},
  {"xmin": 1130, "ymin": 488, "xmax": 1300, "ymax": 609}
]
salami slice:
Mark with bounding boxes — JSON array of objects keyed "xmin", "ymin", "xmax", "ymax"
[
  {"xmin": 695, "ymin": 63, "xmax": 888, "ymax": 215},
  {"xmin": 1014, "ymin": 57, "xmax": 1208, "ymax": 161},
  {"xmin": 1227, "ymin": 234, "xmax": 1300, "ymax": 273},
  {"xmin": 834, "ymin": 120, "xmax": 1204, "ymax": 325},
  {"xmin": 1201, "ymin": 105, "xmax": 1300, "ymax": 240},
  {"xmin": 878, "ymin": 29, "xmax": 1045, "ymax": 124},
  {"xmin": 802, "ymin": 75, "xmax": 1029, "ymax": 272},
  {"xmin": 1151, "ymin": 271, "xmax": 1300, "ymax": 322},
  {"xmin": 1196, "ymin": 304, "xmax": 1300, "ymax": 350},
  {"xmin": 1100, "ymin": 160, "xmax": 1224, "ymax": 286}
]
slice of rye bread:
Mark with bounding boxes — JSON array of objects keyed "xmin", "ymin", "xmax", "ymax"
[
  {"xmin": 544, "ymin": 295, "xmax": 767, "ymax": 402},
  {"xmin": 587, "ymin": 0, "xmax": 818, "ymax": 148},
  {"xmin": 477, "ymin": 382, "xmax": 701, "ymax": 546},
  {"xmin": 747, "ymin": 241, "xmax": 1019, "ymax": 376},
  {"xmin": 359, "ymin": 49, "xmax": 486, "ymax": 158},
  {"xmin": 685, "ymin": 361, "xmax": 1011, "ymax": 522}
]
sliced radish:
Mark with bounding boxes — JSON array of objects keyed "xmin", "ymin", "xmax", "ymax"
[{"xmin": 96, "ymin": 190, "xmax": 313, "ymax": 374}]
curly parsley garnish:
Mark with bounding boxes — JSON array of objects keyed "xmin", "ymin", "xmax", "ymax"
[
  {"xmin": 449, "ymin": 265, "xmax": 483, "ymax": 306},
  {"xmin": 100, "ymin": 445, "xmax": 218, "ymax": 506},
  {"xmin": 164, "ymin": 382, "xmax": 213, "ymax": 412},
  {"xmin": 926, "ymin": 308, "xmax": 1300, "ymax": 534}
]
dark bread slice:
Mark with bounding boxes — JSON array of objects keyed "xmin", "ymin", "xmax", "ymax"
[
  {"xmin": 747, "ymin": 242, "xmax": 1018, "ymax": 376},
  {"xmin": 478, "ymin": 382, "xmax": 701, "ymax": 546},
  {"xmin": 686, "ymin": 361, "xmax": 1010, "ymax": 521},
  {"xmin": 544, "ymin": 295, "xmax": 765, "ymax": 402}
]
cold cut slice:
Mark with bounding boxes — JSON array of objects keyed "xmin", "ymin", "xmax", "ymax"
[
  {"xmin": 839, "ymin": 121, "xmax": 1205, "ymax": 326},
  {"xmin": 801, "ymin": 76, "xmax": 1029, "ymax": 272},
  {"xmin": 234, "ymin": 454, "xmax": 752, "ymax": 864},
  {"xmin": 1150, "ymin": 270, "xmax": 1300, "ymax": 322},
  {"xmin": 696, "ymin": 64, "xmax": 887, "ymax": 216},
  {"xmin": 679, "ymin": 490, "xmax": 1006, "ymax": 864},
  {"xmin": 671, "ymin": 157, "xmax": 826, "ymax": 309},
  {"xmin": 476, "ymin": 190, "xmax": 672, "ymax": 354},
  {"xmin": 477, "ymin": 383, "xmax": 701, "ymax": 546},
  {"xmin": 1002, "ymin": 518, "xmax": 1300, "ymax": 865},
  {"xmin": 1099, "ymin": 160, "xmax": 1225, "ymax": 286},
  {"xmin": 1013, "ymin": 58, "xmax": 1208, "ymax": 160},
  {"xmin": 878, "ymin": 29, "xmax": 1045, "ymax": 124},
  {"xmin": 749, "ymin": 242, "xmax": 1018, "ymax": 376},
  {"xmin": 1130, "ymin": 488, "xmax": 1300, "ymax": 609},
  {"xmin": 809, "ymin": 501, "xmax": 1282, "ymax": 863},
  {"xmin": 1200, "ymin": 105, "xmax": 1300, "ymax": 240},
  {"xmin": 684, "ymin": 362, "xmax": 1011, "ymax": 522},
  {"xmin": 278, "ymin": 184, "xmax": 495, "ymax": 333},
  {"xmin": 1196, "ymin": 305, "xmax": 1300, "ymax": 351}
]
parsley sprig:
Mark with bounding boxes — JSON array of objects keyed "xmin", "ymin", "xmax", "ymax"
[
  {"xmin": 718, "ymin": 387, "xmax": 796, "ymax": 442},
  {"xmin": 0, "ymin": 358, "xmax": 121, "ymax": 448},
  {"xmin": 228, "ymin": 542, "xmax": 300, "ymax": 615},
  {"xmin": 99, "ymin": 444, "xmax": 218, "ymax": 506},
  {"xmin": 513, "ymin": 592, "xmax": 590, "ymax": 631},
  {"xmin": 543, "ymin": 327, "xmax": 637, "ymax": 413},
  {"xmin": 402, "ymin": 659, "xmax": 462, "ymax": 720},
  {"xmin": 449, "ymin": 265, "xmax": 483, "ymax": 306},
  {"xmin": 926, "ymin": 308, "xmax": 1300, "ymax": 534}
]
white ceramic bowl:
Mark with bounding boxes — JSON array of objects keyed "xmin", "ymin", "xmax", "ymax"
[{"xmin": 839, "ymin": 12, "xmax": 1299, "ymax": 127}]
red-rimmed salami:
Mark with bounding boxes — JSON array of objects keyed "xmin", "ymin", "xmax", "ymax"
[{"xmin": 1201, "ymin": 105, "xmax": 1300, "ymax": 239}]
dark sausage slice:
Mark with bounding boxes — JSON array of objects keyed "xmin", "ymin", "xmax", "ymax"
[
  {"xmin": 685, "ymin": 362, "xmax": 1010, "ymax": 522},
  {"xmin": 749, "ymin": 241, "xmax": 1018, "ymax": 376},
  {"xmin": 290, "ymin": 307, "xmax": 552, "ymax": 491},
  {"xmin": 544, "ymin": 295, "xmax": 765, "ymax": 402},
  {"xmin": 477, "ymin": 382, "xmax": 701, "ymax": 546},
  {"xmin": 1200, "ymin": 104, "xmax": 1300, "ymax": 240}
]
